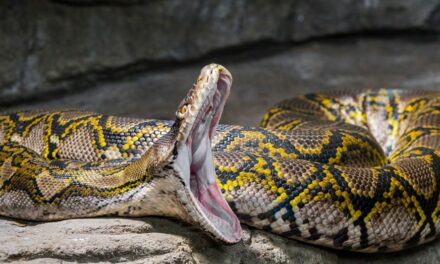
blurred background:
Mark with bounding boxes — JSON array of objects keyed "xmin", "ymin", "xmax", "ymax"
[{"xmin": 1, "ymin": 0, "xmax": 440, "ymax": 126}]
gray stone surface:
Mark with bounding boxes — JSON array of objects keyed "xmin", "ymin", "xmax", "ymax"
[
  {"xmin": 0, "ymin": 217, "xmax": 338, "ymax": 264},
  {"xmin": 1, "ymin": 0, "xmax": 440, "ymax": 104},
  {"xmin": 1, "ymin": 216, "xmax": 440, "ymax": 263}
]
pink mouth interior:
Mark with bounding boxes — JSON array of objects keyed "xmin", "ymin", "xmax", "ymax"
[{"xmin": 184, "ymin": 74, "xmax": 241, "ymax": 242}]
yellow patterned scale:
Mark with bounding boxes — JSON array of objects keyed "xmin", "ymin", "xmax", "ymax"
[{"xmin": 1, "ymin": 65, "xmax": 440, "ymax": 252}]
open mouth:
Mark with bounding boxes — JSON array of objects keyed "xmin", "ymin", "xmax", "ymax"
[{"xmin": 172, "ymin": 69, "xmax": 241, "ymax": 243}]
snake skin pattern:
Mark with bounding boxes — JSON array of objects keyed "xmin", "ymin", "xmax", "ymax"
[{"xmin": 1, "ymin": 64, "xmax": 440, "ymax": 252}]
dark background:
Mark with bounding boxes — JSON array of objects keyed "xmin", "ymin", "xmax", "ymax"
[{"xmin": 1, "ymin": 1, "xmax": 440, "ymax": 126}]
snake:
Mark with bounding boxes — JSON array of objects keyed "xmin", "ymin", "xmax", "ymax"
[{"xmin": 1, "ymin": 64, "xmax": 440, "ymax": 253}]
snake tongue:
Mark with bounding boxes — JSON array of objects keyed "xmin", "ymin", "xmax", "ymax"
[{"xmin": 171, "ymin": 65, "xmax": 241, "ymax": 243}]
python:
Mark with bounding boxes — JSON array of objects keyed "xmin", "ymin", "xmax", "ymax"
[{"xmin": 1, "ymin": 64, "xmax": 440, "ymax": 252}]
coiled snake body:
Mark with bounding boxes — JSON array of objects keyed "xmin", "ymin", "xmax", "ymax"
[{"xmin": 1, "ymin": 64, "xmax": 440, "ymax": 252}]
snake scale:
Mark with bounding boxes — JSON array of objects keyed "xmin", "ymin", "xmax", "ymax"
[{"xmin": 1, "ymin": 64, "xmax": 440, "ymax": 252}]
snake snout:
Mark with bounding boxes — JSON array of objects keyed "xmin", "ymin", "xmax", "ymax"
[{"xmin": 169, "ymin": 64, "xmax": 241, "ymax": 243}]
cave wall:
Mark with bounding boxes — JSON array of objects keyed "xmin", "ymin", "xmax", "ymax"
[{"xmin": 1, "ymin": 0, "xmax": 440, "ymax": 105}]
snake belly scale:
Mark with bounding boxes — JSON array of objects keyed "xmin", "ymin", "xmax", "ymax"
[{"xmin": 1, "ymin": 64, "xmax": 440, "ymax": 252}]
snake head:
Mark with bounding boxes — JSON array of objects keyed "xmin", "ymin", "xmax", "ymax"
[{"xmin": 144, "ymin": 64, "xmax": 241, "ymax": 243}]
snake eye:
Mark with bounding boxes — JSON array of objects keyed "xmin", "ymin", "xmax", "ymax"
[{"xmin": 177, "ymin": 104, "xmax": 189, "ymax": 119}]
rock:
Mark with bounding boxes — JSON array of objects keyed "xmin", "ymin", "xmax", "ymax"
[
  {"xmin": 1, "ymin": 0, "xmax": 440, "ymax": 104},
  {"xmin": 1, "ymin": 216, "xmax": 440, "ymax": 263},
  {"xmin": 0, "ymin": 217, "xmax": 335, "ymax": 263},
  {"xmin": 290, "ymin": 0, "xmax": 440, "ymax": 40}
]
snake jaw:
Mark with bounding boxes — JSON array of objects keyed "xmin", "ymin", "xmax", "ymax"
[{"xmin": 170, "ymin": 64, "xmax": 242, "ymax": 243}]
